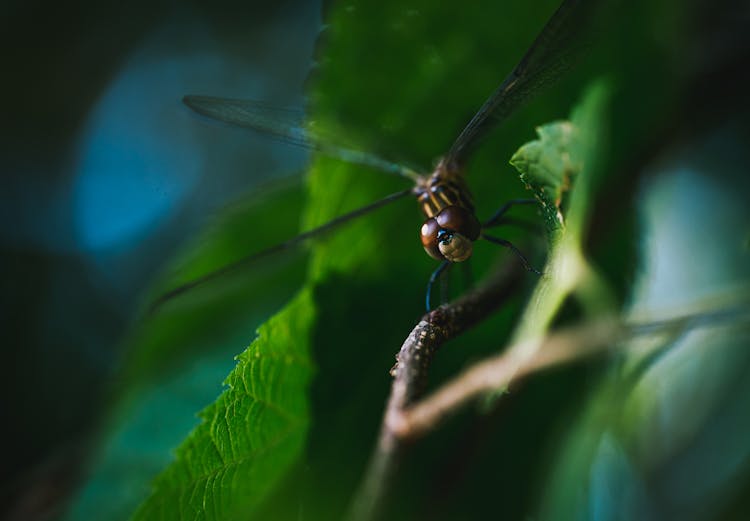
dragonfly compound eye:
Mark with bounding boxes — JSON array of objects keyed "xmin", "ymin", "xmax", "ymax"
[
  {"xmin": 435, "ymin": 206, "xmax": 481, "ymax": 241},
  {"xmin": 420, "ymin": 218, "xmax": 444, "ymax": 260}
]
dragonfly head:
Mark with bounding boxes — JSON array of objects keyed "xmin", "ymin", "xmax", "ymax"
[{"xmin": 420, "ymin": 206, "xmax": 481, "ymax": 263}]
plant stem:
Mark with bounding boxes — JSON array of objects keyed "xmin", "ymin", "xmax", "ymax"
[
  {"xmin": 390, "ymin": 293, "xmax": 750, "ymax": 440},
  {"xmin": 345, "ymin": 262, "xmax": 523, "ymax": 521}
]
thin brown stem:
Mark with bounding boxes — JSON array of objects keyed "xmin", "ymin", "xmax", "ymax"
[
  {"xmin": 389, "ymin": 318, "xmax": 621, "ymax": 441},
  {"xmin": 392, "ymin": 300, "xmax": 750, "ymax": 441},
  {"xmin": 348, "ymin": 284, "xmax": 750, "ymax": 521},
  {"xmin": 345, "ymin": 262, "xmax": 524, "ymax": 521}
]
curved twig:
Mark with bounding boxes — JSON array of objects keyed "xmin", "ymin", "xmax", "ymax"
[
  {"xmin": 390, "ymin": 301, "xmax": 750, "ymax": 440},
  {"xmin": 347, "ymin": 278, "xmax": 750, "ymax": 521},
  {"xmin": 346, "ymin": 261, "xmax": 524, "ymax": 521}
]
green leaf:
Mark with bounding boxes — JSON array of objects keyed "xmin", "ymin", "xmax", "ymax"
[
  {"xmin": 510, "ymin": 121, "xmax": 579, "ymax": 232},
  {"xmin": 118, "ymin": 181, "xmax": 318, "ymax": 521},
  {"xmin": 509, "ymin": 81, "xmax": 613, "ymax": 345},
  {"xmin": 564, "ymin": 81, "xmax": 610, "ymax": 242},
  {"xmin": 132, "ymin": 288, "xmax": 315, "ymax": 520},
  {"xmin": 62, "ymin": 181, "xmax": 310, "ymax": 521},
  {"xmin": 509, "ymin": 81, "xmax": 609, "ymax": 239}
]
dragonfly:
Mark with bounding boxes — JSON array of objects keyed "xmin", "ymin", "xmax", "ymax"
[{"xmin": 154, "ymin": 0, "xmax": 594, "ymax": 312}]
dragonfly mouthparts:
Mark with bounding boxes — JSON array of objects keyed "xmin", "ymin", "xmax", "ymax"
[
  {"xmin": 437, "ymin": 229, "xmax": 454, "ymax": 244},
  {"xmin": 437, "ymin": 230, "xmax": 473, "ymax": 262}
]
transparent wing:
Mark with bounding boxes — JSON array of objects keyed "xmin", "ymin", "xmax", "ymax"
[
  {"xmin": 184, "ymin": 95, "xmax": 419, "ymax": 181},
  {"xmin": 149, "ymin": 188, "xmax": 413, "ymax": 314},
  {"xmin": 184, "ymin": 96, "xmax": 309, "ymax": 147},
  {"xmin": 444, "ymin": 0, "xmax": 599, "ymax": 167}
]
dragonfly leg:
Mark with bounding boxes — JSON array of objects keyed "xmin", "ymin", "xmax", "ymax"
[
  {"xmin": 483, "ymin": 216, "xmax": 543, "ymax": 234},
  {"xmin": 481, "ymin": 234, "xmax": 542, "ymax": 275},
  {"xmin": 426, "ymin": 260, "xmax": 451, "ymax": 311},
  {"xmin": 482, "ymin": 199, "xmax": 537, "ymax": 228}
]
